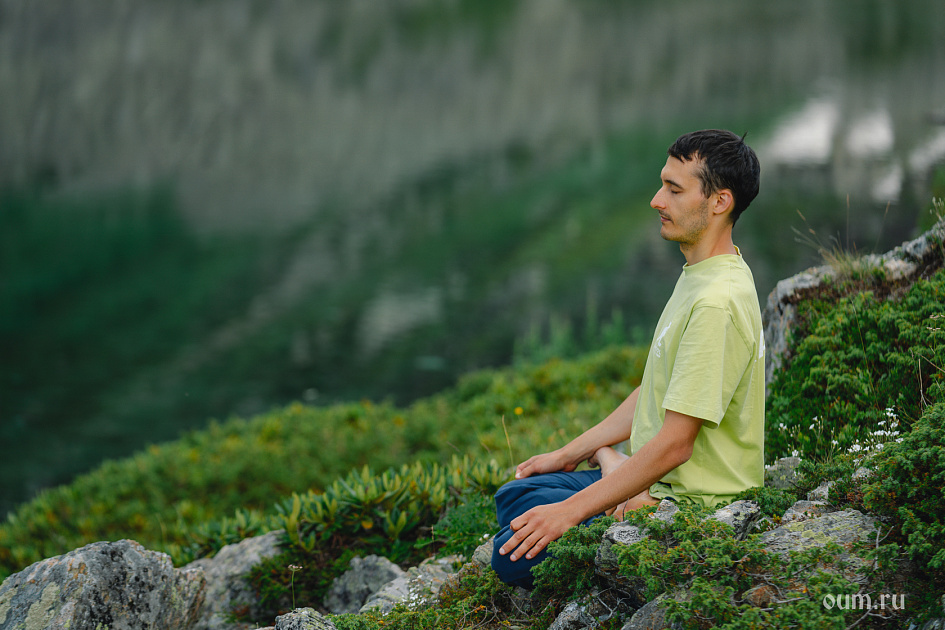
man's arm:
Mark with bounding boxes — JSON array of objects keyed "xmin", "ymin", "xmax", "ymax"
[
  {"xmin": 514, "ymin": 386, "xmax": 641, "ymax": 479},
  {"xmin": 498, "ymin": 409, "xmax": 703, "ymax": 562}
]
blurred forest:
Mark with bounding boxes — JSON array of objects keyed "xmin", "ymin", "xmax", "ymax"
[{"xmin": 1, "ymin": 0, "xmax": 944, "ymax": 514}]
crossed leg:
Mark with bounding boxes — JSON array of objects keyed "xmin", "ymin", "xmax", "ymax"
[
  {"xmin": 490, "ymin": 446, "xmax": 661, "ymax": 587},
  {"xmin": 588, "ymin": 446, "xmax": 660, "ymax": 516}
]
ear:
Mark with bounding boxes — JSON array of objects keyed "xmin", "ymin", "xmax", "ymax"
[{"xmin": 711, "ymin": 189, "xmax": 735, "ymax": 218}]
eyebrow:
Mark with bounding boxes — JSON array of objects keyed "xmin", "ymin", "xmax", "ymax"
[{"xmin": 662, "ymin": 176, "xmax": 684, "ymax": 189}]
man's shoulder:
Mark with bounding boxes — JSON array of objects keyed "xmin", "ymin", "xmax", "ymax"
[{"xmin": 688, "ymin": 265, "xmax": 759, "ymax": 311}]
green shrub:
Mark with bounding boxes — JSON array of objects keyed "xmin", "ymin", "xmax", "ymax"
[
  {"xmin": 614, "ymin": 505, "xmax": 861, "ymax": 630},
  {"xmin": 428, "ymin": 493, "xmax": 498, "ymax": 559},
  {"xmin": 0, "ymin": 345, "xmax": 645, "ymax": 580},
  {"xmin": 732, "ymin": 485, "xmax": 799, "ymax": 521},
  {"xmin": 864, "ymin": 402, "xmax": 945, "ymax": 574},
  {"xmin": 767, "ymin": 268, "xmax": 945, "ymax": 463},
  {"xmin": 532, "ymin": 516, "xmax": 617, "ymax": 603},
  {"xmin": 329, "ymin": 564, "xmax": 544, "ymax": 630},
  {"xmin": 239, "ymin": 457, "xmax": 508, "ymax": 620}
]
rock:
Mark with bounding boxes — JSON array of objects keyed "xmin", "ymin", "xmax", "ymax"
[
  {"xmin": 273, "ymin": 607, "xmax": 337, "ymax": 630},
  {"xmin": 781, "ymin": 500, "xmax": 829, "ymax": 524},
  {"xmin": 596, "ymin": 499, "xmax": 678, "ymax": 574},
  {"xmin": 764, "ymin": 456, "xmax": 801, "ymax": 490},
  {"xmin": 548, "ymin": 600, "xmax": 597, "ymax": 630},
  {"xmin": 706, "ymin": 500, "xmax": 760, "ymax": 539},
  {"xmin": 471, "ymin": 538, "xmax": 495, "ymax": 568},
  {"xmin": 762, "ymin": 268, "xmax": 833, "ymax": 386},
  {"xmin": 741, "ymin": 583, "xmax": 778, "ymax": 608},
  {"xmin": 547, "ymin": 589, "xmax": 635, "ymax": 630},
  {"xmin": 595, "ymin": 522, "xmax": 649, "ymax": 574},
  {"xmin": 187, "ymin": 530, "xmax": 285, "ymax": 629},
  {"xmin": 621, "ymin": 591, "xmax": 684, "ymax": 630},
  {"xmin": 760, "ymin": 509, "xmax": 878, "ymax": 585},
  {"xmin": 0, "ymin": 539, "xmax": 205, "ymax": 630},
  {"xmin": 650, "ymin": 499, "xmax": 680, "ymax": 525},
  {"xmin": 807, "ymin": 481, "xmax": 833, "ymax": 502},
  {"xmin": 761, "ymin": 217, "xmax": 945, "ymax": 388},
  {"xmin": 359, "ymin": 555, "xmax": 461, "ymax": 614},
  {"xmin": 323, "ymin": 555, "xmax": 406, "ymax": 614}
]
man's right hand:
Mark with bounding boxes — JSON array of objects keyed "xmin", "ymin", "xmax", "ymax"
[{"xmin": 514, "ymin": 449, "xmax": 578, "ymax": 479}]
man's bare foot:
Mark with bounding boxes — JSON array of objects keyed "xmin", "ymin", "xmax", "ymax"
[
  {"xmin": 589, "ymin": 446, "xmax": 660, "ymax": 517},
  {"xmin": 588, "ymin": 446, "xmax": 629, "ymax": 478}
]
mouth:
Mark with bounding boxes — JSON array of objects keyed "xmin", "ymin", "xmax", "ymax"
[{"xmin": 659, "ymin": 213, "xmax": 671, "ymax": 223}]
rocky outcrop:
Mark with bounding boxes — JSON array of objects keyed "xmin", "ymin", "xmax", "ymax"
[
  {"xmin": 186, "ymin": 529, "xmax": 285, "ymax": 630},
  {"xmin": 0, "ymin": 496, "xmax": 929, "ymax": 629},
  {"xmin": 760, "ymin": 509, "xmax": 878, "ymax": 585},
  {"xmin": 264, "ymin": 607, "xmax": 337, "ymax": 630},
  {"xmin": 762, "ymin": 217, "xmax": 945, "ymax": 386},
  {"xmin": 323, "ymin": 555, "xmax": 406, "ymax": 615},
  {"xmin": 781, "ymin": 499, "xmax": 830, "ymax": 524},
  {"xmin": 0, "ymin": 539, "xmax": 205, "ymax": 630},
  {"xmin": 359, "ymin": 555, "xmax": 462, "ymax": 614},
  {"xmin": 763, "ymin": 456, "xmax": 801, "ymax": 490},
  {"xmin": 515, "ymin": 500, "xmax": 882, "ymax": 630}
]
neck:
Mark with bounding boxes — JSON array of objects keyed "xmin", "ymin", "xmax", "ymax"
[{"xmin": 680, "ymin": 223, "xmax": 737, "ymax": 265}]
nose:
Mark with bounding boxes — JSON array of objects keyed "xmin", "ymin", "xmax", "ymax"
[{"xmin": 650, "ymin": 188, "xmax": 665, "ymax": 210}]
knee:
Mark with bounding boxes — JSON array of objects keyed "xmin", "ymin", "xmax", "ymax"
[
  {"xmin": 490, "ymin": 528, "xmax": 540, "ymax": 589},
  {"xmin": 494, "ymin": 477, "xmax": 530, "ymax": 503},
  {"xmin": 494, "ymin": 478, "xmax": 533, "ymax": 525}
]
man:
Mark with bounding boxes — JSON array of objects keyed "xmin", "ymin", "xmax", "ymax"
[{"xmin": 491, "ymin": 129, "xmax": 765, "ymax": 588}]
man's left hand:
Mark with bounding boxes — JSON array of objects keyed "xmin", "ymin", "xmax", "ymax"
[{"xmin": 497, "ymin": 503, "xmax": 581, "ymax": 562}]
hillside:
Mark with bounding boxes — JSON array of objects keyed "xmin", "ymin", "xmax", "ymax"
[{"xmin": 2, "ymin": 214, "xmax": 945, "ymax": 628}]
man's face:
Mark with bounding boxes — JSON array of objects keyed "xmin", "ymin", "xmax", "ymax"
[{"xmin": 650, "ymin": 156, "xmax": 711, "ymax": 247}]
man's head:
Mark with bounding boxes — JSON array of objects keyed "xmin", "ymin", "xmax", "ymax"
[{"xmin": 666, "ymin": 130, "xmax": 760, "ymax": 224}]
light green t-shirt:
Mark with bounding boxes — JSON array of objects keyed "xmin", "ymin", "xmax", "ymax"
[{"xmin": 630, "ymin": 249, "xmax": 765, "ymax": 508}]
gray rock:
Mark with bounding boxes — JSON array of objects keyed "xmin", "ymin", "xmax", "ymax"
[
  {"xmin": 781, "ymin": 500, "xmax": 829, "ymax": 524},
  {"xmin": 187, "ymin": 529, "xmax": 285, "ymax": 629},
  {"xmin": 706, "ymin": 500, "xmax": 760, "ymax": 539},
  {"xmin": 359, "ymin": 556, "xmax": 460, "ymax": 614},
  {"xmin": 807, "ymin": 481, "xmax": 833, "ymax": 502},
  {"xmin": 471, "ymin": 538, "xmax": 495, "ymax": 568},
  {"xmin": 760, "ymin": 509, "xmax": 878, "ymax": 585},
  {"xmin": 595, "ymin": 522, "xmax": 649, "ymax": 574},
  {"xmin": 764, "ymin": 456, "xmax": 801, "ymax": 490},
  {"xmin": 547, "ymin": 589, "xmax": 634, "ymax": 630},
  {"xmin": 324, "ymin": 555, "xmax": 406, "ymax": 614},
  {"xmin": 761, "ymin": 216, "xmax": 945, "ymax": 388},
  {"xmin": 762, "ymin": 268, "xmax": 833, "ymax": 386},
  {"xmin": 650, "ymin": 499, "xmax": 680, "ymax": 525},
  {"xmin": 621, "ymin": 592, "xmax": 684, "ymax": 630},
  {"xmin": 548, "ymin": 600, "xmax": 597, "ymax": 630},
  {"xmin": 273, "ymin": 607, "xmax": 337, "ymax": 630},
  {"xmin": 596, "ymin": 499, "xmax": 678, "ymax": 574},
  {"xmin": 0, "ymin": 539, "xmax": 205, "ymax": 630}
]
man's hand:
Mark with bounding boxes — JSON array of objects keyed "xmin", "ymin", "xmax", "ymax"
[
  {"xmin": 514, "ymin": 449, "xmax": 577, "ymax": 480},
  {"xmin": 497, "ymin": 502, "xmax": 581, "ymax": 561}
]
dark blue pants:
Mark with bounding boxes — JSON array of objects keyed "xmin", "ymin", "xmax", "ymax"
[{"xmin": 490, "ymin": 469, "xmax": 604, "ymax": 588}]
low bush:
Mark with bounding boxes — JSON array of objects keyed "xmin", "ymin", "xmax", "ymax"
[
  {"xmin": 767, "ymin": 268, "xmax": 945, "ymax": 463},
  {"xmin": 614, "ymin": 505, "xmax": 867, "ymax": 630},
  {"xmin": 329, "ymin": 564, "xmax": 549, "ymax": 630},
  {"xmin": 241, "ymin": 457, "xmax": 508, "ymax": 621},
  {"xmin": 532, "ymin": 516, "xmax": 617, "ymax": 603},
  {"xmin": 863, "ymin": 403, "xmax": 945, "ymax": 576},
  {"xmin": 0, "ymin": 345, "xmax": 646, "ymax": 580}
]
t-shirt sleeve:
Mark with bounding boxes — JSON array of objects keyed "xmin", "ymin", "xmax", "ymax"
[{"xmin": 662, "ymin": 305, "xmax": 751, "ymax": 428}]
